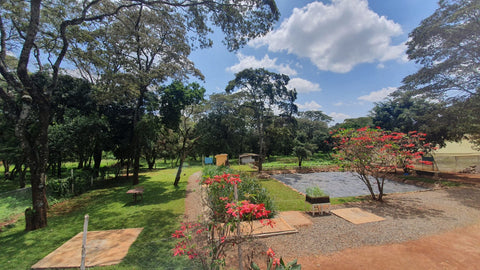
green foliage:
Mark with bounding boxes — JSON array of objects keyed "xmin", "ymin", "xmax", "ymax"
[
  {"xmin": 296, "ymin": 111, "xmax": 332, "ymax": 153},
  {"xmin": 194, "ymin": 93, "xmax": 251, "ymax": 157},
  {"xmin": 159, "ymin": 81, "xmax": 205, "ymax": 130},
  {"xmin": 331, "ymin": 116, "xmax": 373, "ymax": 130},
  {"xmin": 371, "ymin": 93, "xmax": 455, "ymax": 147},
  {"xmin": 202, "ymin": 166, "xmax": 276, "ymax": 221},
  {"xmin": 225, "ymin": 68, "xmax": 298, "ymax": 171},
  {"xmin": 305, "ymin": 186, "xmax": 328, "ymax": 197},
  {"xmin": 333, "ymin": 127, "xmax": 434, "ymax": 201},
  {"xmin": 403, "ymin": 0, "xmax": 480, "ymax": 101},
  {"xmin": 251, "ymin": 255, "xmax": 301, "ymax": 270},
  {"xmin": 400, "ymin": 0, "xmax": 480, "ymax": 143}
]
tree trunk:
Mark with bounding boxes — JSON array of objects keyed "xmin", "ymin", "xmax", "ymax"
[
  {"xmin": 93, "ymin": 144, "xmax": 102, "ymax": 178},
  {"xmin": 21, "ymin": 116, "xmax": 49, "ymax": 230},
  {"xmin": 146, "ymin": 154, "xmax": 155, "ymax": 170},
  {"xmin": 174, "ymin": 155, "xmax": 184, "ymax": 187},
  {"xmin": 15, "ymin": 87, "xmax": 50, "ymax": 230},
  {"xmin": 298, "ymin": 158, "xmax": 302, "ymax": 168},
  {"xmin": 19, "ymin": 164, "xmax": 27, "ymax": 189},
  {"xmin": 258, "ymin": 119, "xmax": 265, "ymax": 172},
  {"xmin": 78, "ymin": 158, "xmax": 84, "ymax": 169},
  {"xmin": 375, "ymin": 177, "xmax": 385, "ymax": 202},
  {"xmin": 57, "ymin": 157, "xmax": 62, "ymax": 178},
  {"xmin": 359, "ymin": 174, "xmax": 377, "ymax": 201},
  {"xmin": 2, "ymin": 160, "xmax": 10, "ymax": 179},
  {"xmin": 174, "ymin": 138, "xmax": 187, "ymax": 186}
]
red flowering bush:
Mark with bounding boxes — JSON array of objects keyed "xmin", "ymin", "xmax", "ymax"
[
  {"xmin": 201, "ymin": 170, "xmax": 275, "ymax": 222},
  {"xmin": 333, "ymin": 127, "xmax": 435, "ymax": 201},
  {"xmin": 173, "ymin": 173, "xmax": 278, "ymax": 269}
]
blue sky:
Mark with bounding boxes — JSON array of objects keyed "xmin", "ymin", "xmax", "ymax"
[{"xmin": 189, "ymin": 0, "xmax": 439, "ymax": 123}]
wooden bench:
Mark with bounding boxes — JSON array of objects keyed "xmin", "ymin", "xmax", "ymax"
[{"xmin": 126, "ymin": 186, "xmax": 144, "ymax": 203}]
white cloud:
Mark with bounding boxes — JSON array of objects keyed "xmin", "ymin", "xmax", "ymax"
[
  {"xmin": 250, "ymin": 0, "xmax": 405, "ymax": 73},
  {"xmin": 296, "ymin": 101, "xmax": 322, "ymax": 111},
  {"xmin": 288, "ymin": 78, "xmax": 321, "ymax": 93},
  {"xmin": 358, "ymin": 86, "xmax": 397, "ymax": 102},
  {"xmin": 334, "ymin": 101, "xmax": 344, "ymax": 106},
  {"xmin": 227, "ymin": 53, "xmax": 297, "ymax": 76},
  {"xmin": 329, "ymin": 112, "xmax": 351, "ymax": 123}
]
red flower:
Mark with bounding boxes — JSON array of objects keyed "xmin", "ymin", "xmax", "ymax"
[{"xmin": 266, "ymin": 248, "xmax": 275, "ymax": 258}]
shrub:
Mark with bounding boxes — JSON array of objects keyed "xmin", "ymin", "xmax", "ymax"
[
  {"xmin": 305, "ymin": 186, "xmax": 328, "ymax": 197},
  {"xmin": 202, "ymin": 167, "xmax": 276, "ymax": 222}
]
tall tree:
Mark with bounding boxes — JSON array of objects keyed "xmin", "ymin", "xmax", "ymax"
[
  {"xmin": 332, "ymin": 117, "xmax": 373, "ymax": 130},
  {"xmin": 296, "ymin": 110, "xmax": 332, "ymax": 153},
  {"xmin": 225, "ymin": 68, "xmax": 297, "ymax": 171},
  {"xmin": 157, "ymin": 81, "xmax": 205, "ymax": 186},
  {"xmin": 0, "ymin": 0, "xmax": 279, "ymax": 230},
  {"xmin": 194, "ymin": 93, "xmax": 250, "ymax": 158},
  {"xmin": 401, "ymin": 0, "xmax": 480, "ymax": 139},
  {"xmin": 371, "ymin": 93, "xmax": 454, "ymax": 146}
]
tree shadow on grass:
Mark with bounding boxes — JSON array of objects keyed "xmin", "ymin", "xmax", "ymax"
[
  {"xmin": 121, "ymin": 176, "xmax": 187, "ymax": 208},
  {"xmin": 116, "ymin": 208, "xmax": 191, "ymax": 269}
]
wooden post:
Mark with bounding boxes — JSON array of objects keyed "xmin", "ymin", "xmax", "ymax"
[
  {"xmin": 81, "ymin": 214, "xmax": 89, "ymax": 270},
  {"xmin": 234, "ymin": 184, "xmax": 243, "ymax": 270}
]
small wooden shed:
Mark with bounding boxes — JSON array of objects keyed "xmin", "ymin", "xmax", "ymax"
[{"xmin": 239, "ymin": 153, "xmax": 259, "ymax": 165}]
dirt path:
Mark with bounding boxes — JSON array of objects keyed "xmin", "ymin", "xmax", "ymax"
[
  {"xmin": 295, "ymin": 222, "xmax": 480, "ymax": 269},
  {"xmin": 184, "ymin": 171, "xmax": 205, "ymax": 223}
]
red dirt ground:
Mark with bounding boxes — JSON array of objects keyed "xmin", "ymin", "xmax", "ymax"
[{"xmin": 293, "ymin": 222, "xmax": 480, "ymax": 270}]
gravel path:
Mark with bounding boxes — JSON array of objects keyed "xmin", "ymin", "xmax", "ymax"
[
  {"xmin": 184, "ymin": 172, "xmax": 480, "ymax": 266},
  {"xmin": 260, "ymin": 186, "xmax": 480, "ymax": 257}
]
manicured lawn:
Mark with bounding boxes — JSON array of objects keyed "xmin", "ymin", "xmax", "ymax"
[
  {"xmin": 259, "ymin": 177, "xmax": 369, "ymax": 212},
  {"xmin": 0, "ymin": 167, "xmax": 201, "ymax": 269},
  {"xmin": 258, "ymin": 178, "xmax": 305, "ymax": 211},
  {"xmin": 262, "ymin": 155, "xmax": 335, "ymax": 170}
]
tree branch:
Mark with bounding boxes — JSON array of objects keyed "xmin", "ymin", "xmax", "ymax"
[{"xmin": 17, "ymin": 0, "xmax": 41, "ymax": 90}]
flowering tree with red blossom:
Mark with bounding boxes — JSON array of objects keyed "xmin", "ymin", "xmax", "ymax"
[
  {"xmin": 333, "ymin": 127, "xmax": 435, "ymax": 201},
  {"xmin": 172, "ymin": 173, "xmax": 277, "ymax": 269}
]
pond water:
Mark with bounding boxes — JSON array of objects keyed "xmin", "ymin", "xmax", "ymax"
[{"xmin": 272, "ymin": 172, "xmax": 427, "ymax": 198}]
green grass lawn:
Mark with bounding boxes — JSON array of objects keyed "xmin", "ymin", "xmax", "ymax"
[
  {"xmin": 0, "ymin": 167, "xmax": 201, "ymax": 270},
  {"xmin": 0, "ymin": 187, "xmax": 31, "ymax": 223},
  {"xmin": 261, "ymin": 155, "xmax": 336, "ymax": 171},
  {"xmin": 258, "ymin": 178, "xmax": 305, "ymax": 211},
  {"xmin": 258, "ymin": 177, "xmax": 368, "ymax": 212}
]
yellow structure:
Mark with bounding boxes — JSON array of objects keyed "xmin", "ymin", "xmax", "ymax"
[{"xmin": 215, "ymin": 154, "xmax": 228, "ymax": 166}]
